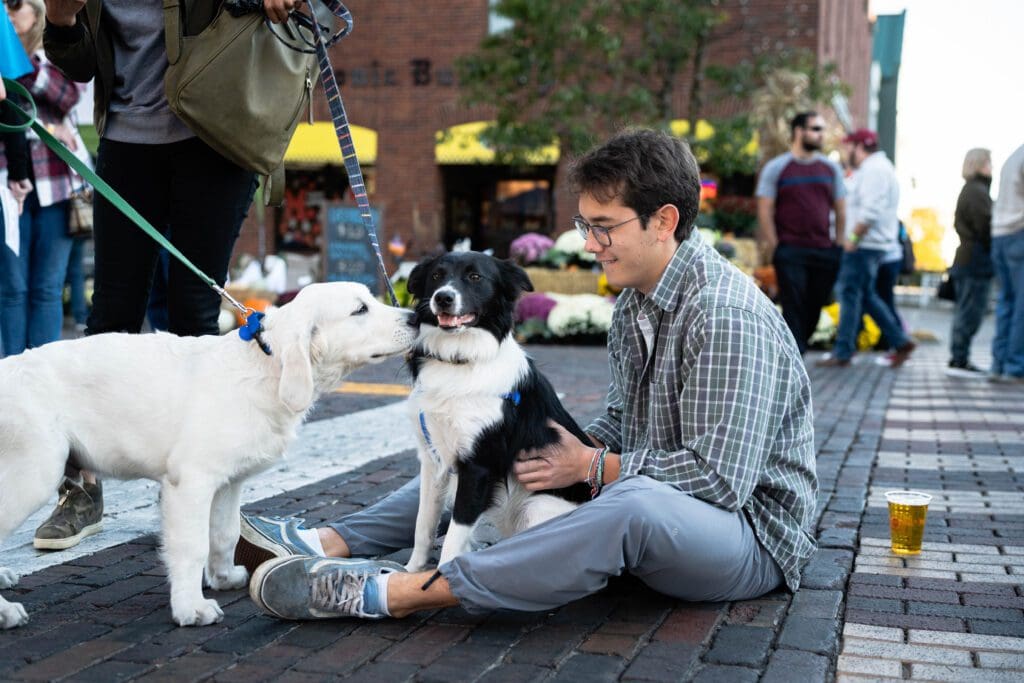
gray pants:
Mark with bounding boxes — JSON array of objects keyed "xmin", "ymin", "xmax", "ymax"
[{"xmin": 331, "ymin": 475, "xmax": 783, "ymax": 614}]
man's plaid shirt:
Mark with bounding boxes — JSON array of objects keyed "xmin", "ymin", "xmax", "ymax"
[{"xmin": 587, "ymin": 230, "xmax": 817, "ymax": 590}]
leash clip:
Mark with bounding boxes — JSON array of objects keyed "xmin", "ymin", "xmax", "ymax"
[{"xmin": 239, "ymin": 309, "xmax": 272, "ymax": 356}]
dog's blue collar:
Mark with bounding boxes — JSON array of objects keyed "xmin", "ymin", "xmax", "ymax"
[
  {"xmin": 418, "ymin": 391, "xmax": 521, "ymax": 473},
  {"xmin": 238, "ymin": 310, "xmax": 272, "ymax": 355}
]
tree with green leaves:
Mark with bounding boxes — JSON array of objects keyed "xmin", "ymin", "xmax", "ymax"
[{"xmin": 457, "ymin": 0, "xmax": 848, "ymax": 177}]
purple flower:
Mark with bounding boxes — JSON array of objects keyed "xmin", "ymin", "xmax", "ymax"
[
  {"xmin": 515, "ymin": 292, "xmax": 557, "ymax": 323},
  {"xmin": 510, "ymin": 233, "xmax": 555, "ymax": 264}
]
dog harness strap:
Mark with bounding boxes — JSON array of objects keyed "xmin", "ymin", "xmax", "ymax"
[
  {"xmin": 418, "ymin": 411, "xmax": 456, "ymax": 475},
  {"xmin": 500, "ymin": 391, "xmax": 521, "ymax": 406},
  {"xmin": 419, "ymin": 392, "xmax": 520, "ymax": 475}
]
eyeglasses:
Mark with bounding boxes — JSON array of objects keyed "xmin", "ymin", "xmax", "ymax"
[
  {"xmin": 5, "ymin": 0, "xmax": 22, "ymax": 9},
  {"xmin": 572, "ymin": 213, "xmax": 648, "ymax": 247}
]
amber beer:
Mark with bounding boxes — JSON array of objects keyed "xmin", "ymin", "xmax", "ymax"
[{"xmin": 885, "ymin": 491, "xmax": 932, "ymax": 554}]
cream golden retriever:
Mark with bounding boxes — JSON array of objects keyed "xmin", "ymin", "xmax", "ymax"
[{"xmin": 0, "ymin": 282, "xmax": 417, "ymax": 629}]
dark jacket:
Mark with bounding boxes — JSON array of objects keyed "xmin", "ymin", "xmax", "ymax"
[
  {"xmin": 42, "ymin": 0, "xmax": 219, "ymax": 138},
  {"xmin": 952, "ymin": 174, "xmax": 994, "ymax": 277},
  {"xmin": 0, "ymin": 109, "xmax": 30, "ymax": 181}
]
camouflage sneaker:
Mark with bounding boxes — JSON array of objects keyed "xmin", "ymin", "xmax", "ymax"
[{"xmin": 33, "ymin": 480, "xmax": 104, "ymax": 550}]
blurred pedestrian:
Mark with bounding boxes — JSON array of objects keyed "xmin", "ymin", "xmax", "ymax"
[
  {"xmin": 1, "ymin": 7, "xmax": 35, "ymax": 279},
  {"xmin": 819, "ymin": 129, "xmax": 915, "ymax": 368},
  {"xmin": 0, "ymin": 7, "xmax": 34, "ymax": 361},
  {"xmin": 756, "ymin": 111, "xmax": 846, "ymax": 354},
  {"xmin": 0, "ymin": 0, "xmax": 78, "ymax": 357},
  {"xmin": 36, "ymin": 0, "xmax": 303, "ymax": 549},
  {"xmin": 989, "ymin": 142, "xmax": 1024, "ymax": 383},
  {"xmin": 1, "ymin": 89, "xmax": 33, "ymax": 354},
  {"xmin": 947, "ymin": 148, "xmax": 994, "ymax": 378}
]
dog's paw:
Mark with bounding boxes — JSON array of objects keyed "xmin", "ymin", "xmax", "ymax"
[
  {"xmin": 0, "ymin": 600, "xmax": 28, "ymax": 629},
  {"xmin": 172, "ymin": 598, "xmax": 224, "ymax": 627},
  {"xmin": 0, "ymin": 567, "xmax": 19, "ymax": 590},
  {"xmin": 207, "ymin": 565, "xmax": 249, "ymax": 591},
  {"xmin": 404, "ymin": 558, "xmax": 430, "ymax": 573}
]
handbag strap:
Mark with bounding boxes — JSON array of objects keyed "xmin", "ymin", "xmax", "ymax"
[
  {"xmin": 163, "ymin": 0, "xmax": 183, "ymax": 65},
  {"xmin": 256, "ymin": 1, "xmax": 398, "ymax": 306},
  {"xmin": 167, "ymin": 0, "xmax": 395, "ymax": 305}
]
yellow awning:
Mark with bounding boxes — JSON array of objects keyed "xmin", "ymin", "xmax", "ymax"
[
  {"xmin": 284, "ymin": 122, "xmax": 378, "ymax": 165},
  {"xmin": 435, "ymin": 121, "xmax": 559, "ymax": 165}
]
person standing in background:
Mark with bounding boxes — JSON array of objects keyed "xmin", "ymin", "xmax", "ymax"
[
  {"xmin": 756, "ymin": 111, "xmax": 846, "ymax": 354},
  {"xmin": 1, "ymin": 3, "xmax": 35, "ymax": 281},
  {"xmin": 1, "ymin": 0, "xmax": 79, "ymax": 357},
  {"xmin": 947, "ymin": 148, "xmax": 994, "ymax": 378},
  {"xmin": 989, "ymin": 143, "xmax": 1024, "ymax": 383},
  {"xmin": 818, "ymin": 128, "xmax": 915, "ymax": 368}
]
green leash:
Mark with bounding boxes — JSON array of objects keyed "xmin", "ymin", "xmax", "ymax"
[{"xmin": 1, "ymin": 77, "xmax": 271, "ymax": 353}]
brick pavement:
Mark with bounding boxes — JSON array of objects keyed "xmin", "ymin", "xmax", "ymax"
[
  {"xmin": 835, "ymin": 351, "xmax": 1024, "ymax": 682},
  {"xmin": 3, "ymin": 319, "xmax": 1023, "ymax": 681}
]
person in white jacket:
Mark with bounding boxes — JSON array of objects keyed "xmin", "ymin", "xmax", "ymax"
[
  {"xmin": 990, "ymin": 142, "xmax": 1024, "ymax": 382},
  {"xmin": 818, "ymin": 129, "xmax": 915, "ymax": 367}
]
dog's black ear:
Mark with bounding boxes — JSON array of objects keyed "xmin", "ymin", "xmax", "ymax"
[
  {"xmin": 498, "ymin": 258, "xmax": 534, "ymax": 299},
  {"xmin": 407, "ymin": 257, "xmax": 436, "ymax": 300}
]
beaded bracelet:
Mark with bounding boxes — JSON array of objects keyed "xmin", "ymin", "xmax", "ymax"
[
  {"xmin": 590, "ymin": 447, "xmax": 609, "ymax": 498},
  {"xmin": 584, "ymin": 448, "xmax": 601, "ymax": 490}
]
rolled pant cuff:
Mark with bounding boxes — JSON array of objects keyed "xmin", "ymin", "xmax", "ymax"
[{"xmin": 437, "ymin": 561, "xmax": 515, "ymax": 615}]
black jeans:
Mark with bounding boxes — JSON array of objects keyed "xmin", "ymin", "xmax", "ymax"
[
  {"xmin": 773, "ymin": 243, "xmax": 842, "ymax": 354},
  {"xmin": 88, "ymin": 137, "xmax": 256, "ymax": 337}
]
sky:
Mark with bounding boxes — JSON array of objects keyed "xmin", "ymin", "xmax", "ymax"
[{"xmin": 870, "ymin": 0, "xmax": 1024, "ymax": 242}]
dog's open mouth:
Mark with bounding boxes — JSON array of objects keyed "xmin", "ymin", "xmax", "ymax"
[{"xmin": 436, "ymin": 313, "xmax": 477, "ymax": 329}]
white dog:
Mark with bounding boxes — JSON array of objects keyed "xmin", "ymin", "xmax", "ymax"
[{"xmin": 0, "ymin": 282, "xmax": 417, "ymax": 629}]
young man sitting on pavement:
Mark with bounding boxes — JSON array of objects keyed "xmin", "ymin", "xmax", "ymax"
[{"xmin": 238, "ymin": 128, "xmax": 818, "ymax": 620}]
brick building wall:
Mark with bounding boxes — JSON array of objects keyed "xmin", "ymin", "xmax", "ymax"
[
  {"xmin": 233, "ymin": 0, "xmax": 872, "ymax": 271},
  {"xmin": 818, "ymin": 0, "xmax": 873, "ymax": 126}
]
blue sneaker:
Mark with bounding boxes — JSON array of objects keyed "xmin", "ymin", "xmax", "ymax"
[
  {"xmin": 249, "ymin": 555, "xmax": 405, "ymax": 620},
  {"xmin": 235, "ymin": 514, "xmax": 322, "ymax": 574}
]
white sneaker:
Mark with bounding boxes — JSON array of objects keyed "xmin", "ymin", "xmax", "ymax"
[{"xmin": 945, "ymin": 361, "xmax": 986, "ymax": 379}]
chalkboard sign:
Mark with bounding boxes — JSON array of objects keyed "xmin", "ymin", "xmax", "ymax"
[{"xmin": 323, "ymin": 204, "xmax": 382, "ymax": 294}]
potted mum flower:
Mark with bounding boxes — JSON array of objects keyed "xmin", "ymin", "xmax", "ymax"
[
  {"xmin": 546, "ymin": 294, "xmax": 615, "ymax": 344},
  {"xmin": 510, "ymin": 232, "xmax": 555, "ymax": 266}
]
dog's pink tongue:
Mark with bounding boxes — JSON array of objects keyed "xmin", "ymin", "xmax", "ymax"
[{"xmin": 437, "ymin": 313, "xmax": 474, "ymax": 328}]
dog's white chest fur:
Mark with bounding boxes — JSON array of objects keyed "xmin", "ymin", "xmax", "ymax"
[{"xmin": 407, "ymin": 338, "xmax": 529, "ymax": 473}]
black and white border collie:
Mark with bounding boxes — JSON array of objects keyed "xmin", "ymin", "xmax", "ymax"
[{"xmin": 404, "ymin": 251, "xmax": 592, "ymax": 571}]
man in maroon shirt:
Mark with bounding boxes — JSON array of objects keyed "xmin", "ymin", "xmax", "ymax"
[{"xmin": 756, "ymin": 112, "xmax": 847, "ymax": 354}]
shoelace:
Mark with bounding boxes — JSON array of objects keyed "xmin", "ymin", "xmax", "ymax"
[{"xmin": 311, "ymin": 570, "xmax": 370, "ymax": 617}]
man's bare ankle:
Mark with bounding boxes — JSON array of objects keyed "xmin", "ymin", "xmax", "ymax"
[{"xmin": 317, "ymin": 528, "xmax": 351, "ymax": 557}]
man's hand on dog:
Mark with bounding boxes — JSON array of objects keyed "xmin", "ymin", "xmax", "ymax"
[{"xmin": 514, "ymin": 420, "xmax": 592, "ymax": 491}]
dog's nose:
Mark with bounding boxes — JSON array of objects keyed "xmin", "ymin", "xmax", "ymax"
[{"xmin": 434, "ymin": 291, "xmax": 454, "ymax": 309}]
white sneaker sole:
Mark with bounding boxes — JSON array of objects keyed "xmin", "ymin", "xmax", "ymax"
[
  {"xmin": 33, "ymin": 521, "xmax": 103, "ymax": 550},
  {"xmin": 945, "ymin": 368, "xmax": 986, "ymax": 379}
]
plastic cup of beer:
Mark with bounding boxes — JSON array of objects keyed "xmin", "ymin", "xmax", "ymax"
[{"xmin": 885, "ymin": 490, "xmax": 932, "ymax": 555}]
